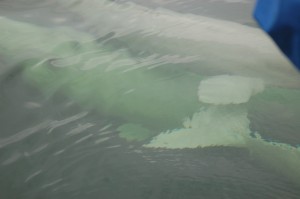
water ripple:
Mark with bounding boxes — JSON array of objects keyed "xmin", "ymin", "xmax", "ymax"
[{"xmin": 0, "ymin": 121, "xmax": 49, "ymax": 149}]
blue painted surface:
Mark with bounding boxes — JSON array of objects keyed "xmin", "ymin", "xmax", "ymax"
[{"xmin": 254, "ymin": 0, "xmax": 300, "ymax": 70}]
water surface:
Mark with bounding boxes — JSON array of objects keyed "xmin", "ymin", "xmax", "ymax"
[{"xmin": 0, "ymin": 0, "xmax": 300, "ymax": 198}]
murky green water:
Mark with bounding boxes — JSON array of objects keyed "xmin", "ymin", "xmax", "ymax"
[{"xmin": 0, "ymin": 0, "xmax": 300, "ymax": 198}]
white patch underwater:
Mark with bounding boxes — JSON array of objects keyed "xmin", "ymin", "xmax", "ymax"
[
  {"xmin": 144, "ymin": 75, "xmax": 300, "ymax": 185},
  {"xmin": 144, "ymin": 106, "xmax": 251, "ymax": 148},
  {"xmin": 145, "ymin": 75, "xmax": 262, "ymax": 148},
  {"xmin": 198, "ymin": 75, "xmax": 264, "ymax": 104}
]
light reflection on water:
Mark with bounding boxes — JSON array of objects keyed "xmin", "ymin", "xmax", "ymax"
[{"xmin": 0, "ymin": 0, "xmax": 300, "ymax": 198}]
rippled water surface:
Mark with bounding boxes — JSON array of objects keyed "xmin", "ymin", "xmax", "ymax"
[{"xmin": 0, "ymin": 0, "xmax": 300, "ymax": 198}]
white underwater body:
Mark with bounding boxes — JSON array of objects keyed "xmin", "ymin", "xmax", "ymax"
[{"xmin": 0, "ymin": 0, "xmax": 300, "ymax": 197}]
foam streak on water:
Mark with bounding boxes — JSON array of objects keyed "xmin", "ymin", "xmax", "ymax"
[{"xmin": 0, "ymin": 121, "xmax": 49, "ymax": 149}]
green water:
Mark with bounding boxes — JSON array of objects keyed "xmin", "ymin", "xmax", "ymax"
[{"xmin": 0, "ymin": 0, "xmax": 300, "ymax": 198}]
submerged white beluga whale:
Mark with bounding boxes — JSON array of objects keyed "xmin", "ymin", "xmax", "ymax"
[{"xmin": 0, "ymin": 0, "xmax": 299, "ymax": 186}]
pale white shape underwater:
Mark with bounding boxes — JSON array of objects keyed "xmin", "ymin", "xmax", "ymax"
[
  {"xmin": 145, "ymin": 75, "xmax": 264, "ymax": 148},
  {"xmin": 198, "ymin": 75, "xmax": 265, "ymax": 104},
  {"xmin": 144, "ymin": 75, "xmax": 300, "ymax": 185},
  {"xmin": 144, "ymin": 106, "xmax": 251, "ymax": 148}
]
